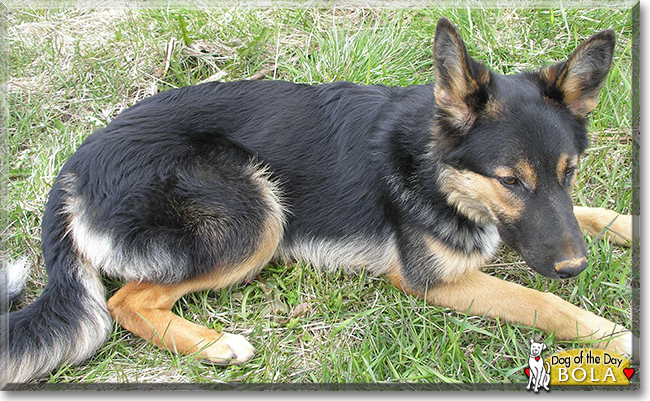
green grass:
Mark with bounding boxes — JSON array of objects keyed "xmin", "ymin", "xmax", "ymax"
[{"xmin": 1, "ymin": 6, "xmax": 634, "ymax": 385}]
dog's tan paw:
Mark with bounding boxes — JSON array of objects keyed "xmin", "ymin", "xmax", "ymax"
[
  {"xmin": 570, "ymin": 313, "xmax": 636, "ymax": 360},
  {"xmin": 597, "ymin": 330, "xmax": 635, "ymax": 360},
  {"xmin": 199, "ymin": 332, "xmax": 255, "ymax": 365}
]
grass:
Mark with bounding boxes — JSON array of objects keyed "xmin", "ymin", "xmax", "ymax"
[{"xmin": 1, "ymin": 5, "xmax": 635, "ymax": 386}]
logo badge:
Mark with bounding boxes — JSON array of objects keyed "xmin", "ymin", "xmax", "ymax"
[
  {"xmin": 522, "ymin": 337, "xmax": 633, "ymax": 388},
  {"xmin": 525, "ymin": 338, "xmax": 551, "ymax": 392},
  {"xmin": 546, "ymin": 348, "xmax": 632, "ymax": 385}
]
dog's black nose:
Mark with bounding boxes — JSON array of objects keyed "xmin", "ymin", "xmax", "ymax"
[{"xmin": 554, "ymin": 257, "xmax": 588, "ymax": 279}]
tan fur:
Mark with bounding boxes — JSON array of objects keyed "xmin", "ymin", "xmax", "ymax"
[
  {"xmin": 540, "ymin": 66, "xmax": 560, "ymax": 85},
  {"xmin": 561, "ymin": 46, "xmax": 600, "ymax": 117},
  {"xmin": 484, "ymin": 98, "xmax": 505, "ymax": 118},
  {"xmin": 574, "ymin": 206, "xmax": 633, "ymax": 246},
  {"xmin": 541, "ymin": 38, "xmax": 610, "ymax": 118},
  {"xmin": 556, "ymin": 153, "xmax": 579, "ymax": 186},
  {"xmin": 434, "ymin": 29, "xmax": 488, "ymax": 130},
  {"xmin": 562, "ymin": 81, "xmax": 599, "ymax": 118},
  {"xmin": 423, "ymin": 234, "xmax": 488, "ymax": 282},
  {"xmin": 438, "ymin": 166, "xmax": 524, "ymax": 224},
  {"xmin": 554, "ymin": 257, "xmax": 587, "ymax": 273},
  {"xmin": 476, "ymin": 67, "xmax": 491, "ymax": 87},
  {"xmin": 108, "ymin": 261, "xmax": 264, "ymax": 363},
  {"xmin": 515, "ymin": 160, "xmax": 538, "ymax": 191},
  {"xmin": 492, "ymin": 166, "xmax": 514, "ymax": 177},
  {"xmin": 493, "ymin": 163, "xmax": 537, "ymax": 191},
  {"xmin": 437, "ymin": 35, "xmax": 479, "ymax": 103},
  {"xmin": 386, "ymin": 268, "xmax": 632, "ymax": 356},
  {"xmin": 434, "ymin": 86, "xmax": 476, "ymax": 129}
]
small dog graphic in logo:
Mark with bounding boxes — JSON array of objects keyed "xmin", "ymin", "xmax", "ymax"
[{"xmin": 526, "ymin": 338, "xmax": 551, "ymax": 392}]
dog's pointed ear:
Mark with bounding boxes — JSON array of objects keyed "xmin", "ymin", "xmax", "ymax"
[
  {"xmin": 540, "ymin": 29, "xmax": 616, "ymax": 118},
  {"xmin": 530, "ymin": 338, "xmax": 535, "ymax": 345},
  {"xmin": 434, "ymin": 18, "xmax": 490, "ymax": 133}
]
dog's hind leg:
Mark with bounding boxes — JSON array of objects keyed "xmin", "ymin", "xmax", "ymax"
[
  {"xmin": 106, "ymin": 193, "xmax": 284, "ymax": 364},
  {"xmin": 574, "ymin": 206, "xmax": 633, "ymax": 246},
  {"xmin": 388, "ymin": 269, "xmax": 633, "ymax": 357},
  {"xmin": 542, "ymin": 362, "xmax": 551, "ymax": 391},
  {"xmin": 107, "ymin": 241, "xmax": 277, "ymax": 364},
  {"xmin": 105, "ymin": 152, "xmax": 285, "ymax": 364}
]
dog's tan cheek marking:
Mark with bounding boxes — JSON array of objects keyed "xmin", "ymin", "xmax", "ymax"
[
  {"xmin": 437, "ymin": 168, "xmax": 491, "ymax": 224},
  {"xmin": 439, "ymin": 167, "xmax": 524, "ymax": 224}
]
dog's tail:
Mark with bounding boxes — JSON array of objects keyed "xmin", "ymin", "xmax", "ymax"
[
  {"xmin": 0, "ymin": 257, "xmax": 30, "ymax": 311},
  {"xmin": 0, "ymin": 183, "xmax": 112, "ymax": 386}
]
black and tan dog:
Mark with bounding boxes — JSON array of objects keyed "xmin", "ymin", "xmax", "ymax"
[{"xmin": 1, "ymin": 18, "xmax": 634, "ymax": 383}]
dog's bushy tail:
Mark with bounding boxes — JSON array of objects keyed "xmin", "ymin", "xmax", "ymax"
[
  {"xmin": 0, "ymin": 186, "xmax": 112, "ymax": 386},
  {"xmin": 0, "ymin": 257, "xmax": 30, "ymax": 311}
]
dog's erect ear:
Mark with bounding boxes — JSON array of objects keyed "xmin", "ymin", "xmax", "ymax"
[
  {"xmin": 530, "ymin": 338, "xmax": 535, "ymax": 345},
  {"xmin": 540, "ymin": 29, "xmax": 616, "ymax": 118},
  {"xmin": 433, "ymin": 18, "xmax": 490, "ymax": 133}
]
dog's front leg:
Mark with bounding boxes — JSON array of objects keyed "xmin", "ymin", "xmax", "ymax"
[
  {"xmin": 533, "ymin": 368, "xmax": 542, "ymax": 392},
  {"xmin": 526, "ymin": 369, "xmax": 534, "ymax": 390},
  {"xmin": 574, "ymin": 206, "xmax": 634, "ymax": 246},
  {"xmin": 387, "ymin": 269, "xmax": 633, "ymax": 357}
]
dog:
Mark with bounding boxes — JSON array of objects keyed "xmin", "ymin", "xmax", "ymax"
[
  {"xmin": 526, "ymin": 339, "xmax": 551, "ymax": 392},
  {"xmin": 1, "ymin": 18, "xmax": 634, "ymax": 384}
]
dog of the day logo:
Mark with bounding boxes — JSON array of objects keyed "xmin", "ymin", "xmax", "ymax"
[
  {"xmin": 524, "ymin": 338, "xmax": 634, "ymax": 390},
  {"xmin": 525, "ymin": 339, "xmax": 551, "ymax": 392},
  {"xmin": 546, "ymin": 348, "xmax": 633, "ymax": 386}
]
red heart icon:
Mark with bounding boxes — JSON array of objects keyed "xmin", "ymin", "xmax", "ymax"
[
  {"xmin": 623, "ymin": 368, "xmax": 635, "ymax": 380},
  {"xmin": 525, "ymin": 368, "xmax": 530, "ymax": 377},
  {"xmin": 535, "ymin": 356, "xmax": 540, "ymax": 361}
]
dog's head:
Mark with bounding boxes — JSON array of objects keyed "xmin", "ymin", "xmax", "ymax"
[
  {"xmin": 432, "ymin": 18, "xmax": 616, "ymax": 279},
  {"xmin": 529, "ymin": 338, "xmax": 547, "ymax": 358}
]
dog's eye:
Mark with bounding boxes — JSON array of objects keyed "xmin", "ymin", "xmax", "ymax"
[
  {"xmin": 565, "ymin": 166, "xmax": 577, "ymax": 176},
  {"xmin": 499, "ymin": 176, "xmax": 518, "ymax": 187}
]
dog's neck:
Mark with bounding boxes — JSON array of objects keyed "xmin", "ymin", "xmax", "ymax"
[{"xmin": 382, "ymin": 138, "xmax": 501, "ymax": 260}]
